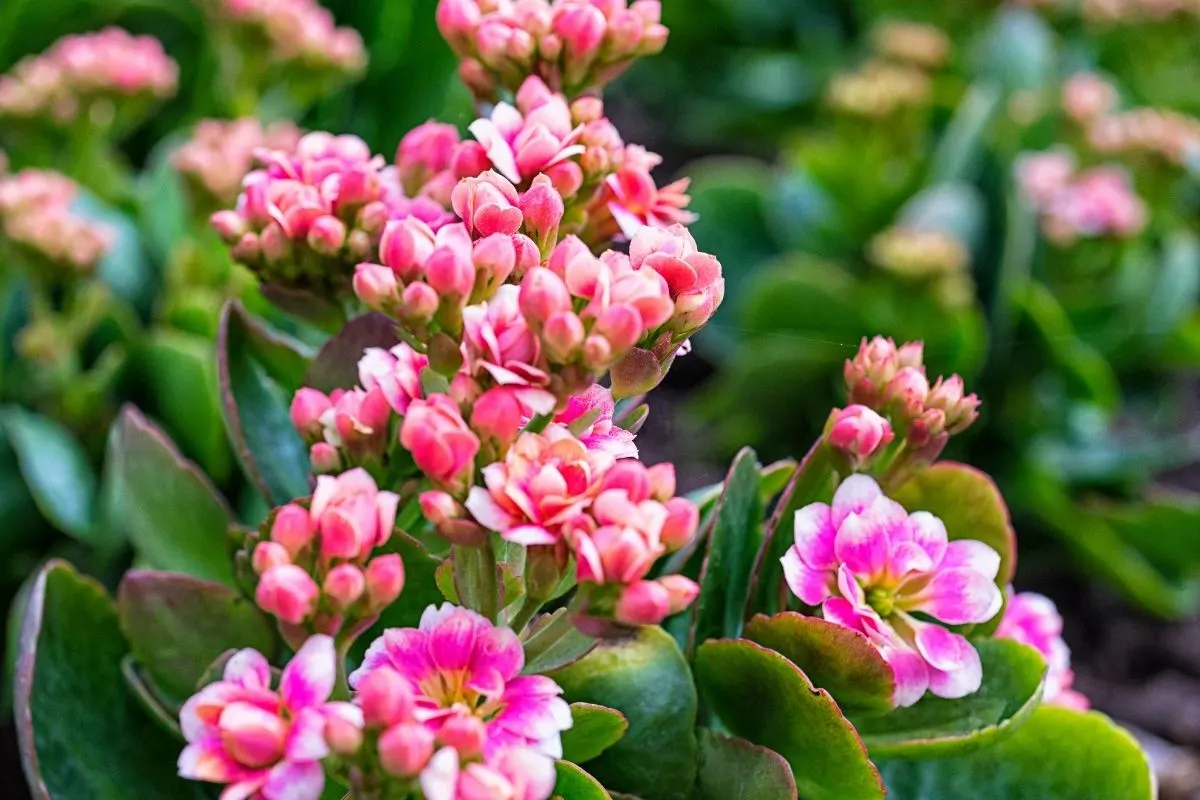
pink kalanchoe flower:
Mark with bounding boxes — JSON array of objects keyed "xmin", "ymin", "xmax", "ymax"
[
  {"xmin": 996, "ymin": 591, "xmax": 1089, "ymax": 710},
  {"xmin": 0, "ymin": 169, "xmax": 114, "ymax": 272},
  {"xmin": 781, "ymin": 474, "xmax": 1003, "ymax": 707},
  {"xmin": 1015, "ymin": 150, "xmax": 1077, "ymax": 209},
  {"xmin": 400, "ymin": 395, "xmax": 482, "ymax": 493},
  {"xmin": 553, "ymin": 384, "xmax": 638, "ymax": 458},
  {"xmin": 209, "ymin": 0, "xmax": 366, "ymax": 78},
  {"xmin": 467, "ymin": 77, "xmax": 586, "ymax": 187},
  {"xmin": 350, "ymin": 603, "xmax": 572, "ymax": 783},
  {"xmin": 462, "ymin": 284, "xmax": 555, "ymax": 394},
  {"xmin": 421, "ymin": 745, "xmax": 558, "ymax": 800},
  {"xmin": 602, "ymin": 146, "xmax": 697, "ymax": 238},
  {"xmin": 827, "ymin": 405, "xmax": 894, "ymax": 465},
  {"xmin": 396, "ymin": 120, "xmax": 462, "ymax": 199},
  {"xmin": 1043, "ymin": 166, "xmax": 1147, "ymax": 244},
  {"xmin": 310, "ymin": 468, "xmax": 401, "ymax": 561},
  {"xmin": 358, "ymin": 342, "xmax": 429, "ymax": 415},
  {"xmin": 628, "ymin": 223, "xmax": 724, "ymax": 340},
  {"xmin": 178, "ymin": 636, "xmax": 359, "ymax": 800},
  {"xmin": 174, "ymin": 118, "xmax": 303, "ymax": 207}
]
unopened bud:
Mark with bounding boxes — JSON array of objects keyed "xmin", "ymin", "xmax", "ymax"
[
  {"xmin": 437, "ymin": 714, "xmax": 487, "ymax": 758},
  {"xmin": 325, "ymin": 713, "xmax": 364, "ymax": 755},
  {"xmin": 658, "ymin": 574, "xmax": 699, "ymax": 615},
  {"xmin": 353, "ymin": 262, "xmax": 400, "ymax": 309},
  {"xmin": 211, "ymin": 210, "xmax": 246, "ymax": 241},
  {"xmin": 311, "ymin": 442, "xmax": 341, "ymax": 474},
  {"xmin": 543, "ymin": 311, "xmax": 586, "ymax": 361},
  {"xmin": 365, "ymin": 554, "xmax": 406, "ymax": 609},
  {"xmin": 827, "ymin": 405, "xmax": 894, "ymax": 464},
  {"xmin": 291, "ymin": 388, "xmax": 333, "ymax": 440},
  {"xmin": 647, "ymin": 463, "xmax": 676, "ymax": 501},
  {"xmin": 271, "ymin": 503, "xmax": 316, "ymax": 556},
  {"xmin": 520, "ymin": 267, "xmax": 572, "ymax": 325},
  {"xmin": 378, "ymin": 723, "xmax": 435, "ymax": 778},
  {"xmin": 614, "ymin": 580, "xmax": 670, "ymax": 626},
  {"xmin": 307, "ymin": 215, "xmax": 347, "ymax": 255},
  {"xmin": 661, "ymin": 498, "xmax": 698, "ymax": 551},
  {"xmin": 358, "ymin": 666, "xmax": 414, "ymax": 727},
  {"xmin": 401, "ymin": 281, "xmax": 440, "ymax": 322},
  {"xmin": 252, "ymin": 541, "xmax": 292, "ymax": 575},
  {"xmin": 324, "ymin": 564, "xmax": 366, "ymax": 609},
  {"xmin": 255, "ymin": 565, "xmax": 319, "ymax": 625}
]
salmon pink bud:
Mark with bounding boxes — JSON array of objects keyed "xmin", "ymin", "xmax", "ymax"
[
  {"xmin": 380, "ymin": 218, "xmax": 436, "ymax": 279},
  {"xmin": 885, "ymin": 367, "xmax": 930, "ymax": 414},
  {"xmin": 543, "ymin": 311, "xmax": 586, "ymax": 361},
  {"xmin": 845, "ymin": 336, "xmax": 903, "ymax": 405},
  {"xmin": 897, "ymin": 341, "xmax": 924, "ymax": 368},
  {"xmin": 260, "ymin": 222, "xmax": 291, "ymax": 264},
  {"xmin": 324, "ymin": 564, "xmax": 366, "ymax": 609},
  {"xmin": 397, "ymin": 282, "xmax": 436, "ymax": 323},
  {"xmin": 307, "ymin": 215, "xmax": 346, "ymax": 255},
  {"xmin": 647, "ymin": 463, "xmax": 676, "ymax": 501},
  {"xmin": 271, "ymin": 503, "xmax": 316, "ymax": 555},
  {"xmin": 425, "ymin": 247, "xmax": 476, "ymax": 299},
  {"xmin": 607, "ymin": 11, "xmax": 645, "ymax": 57},
  {"xmin": 401, "ymin": 396, "xmax": 480, "ymax": 490},
  {"xmin": 662, "ymin": 498, "xmax": 698, "ymax": 551},
  {"xmin": 354, "ymin": 262, "xmax": 401, "ymax": 309},
  {"xmin": 437, "ymin": 0, "xmax": 481, "ymax": 48},
  {"xmin": 472, "ymin": 233, "xmax": 517, "ymax": 286},
  {"xmin": 311, "ymin": 443, "xmax": 341, "ymax": 473},
  {"xmin": 211, "ymin": 210, "xmax": 246, "ymax": 241},
  {"xmin": 520, "ymin": 267, "xmax": 572, "ymax": 324},
  {"xmin": 452, "ymin": 172, "xmax": 523, "ymax": 237},
  {"xmin": 365, "ymin": 554, "xmax": 406, "ymax": 609},
  {"xmin": 420, "ymin": 491, "xmax": 460, "ymax": 527},
  {"xmin": 311, "ymin": 469, "xmax": 400, "ymax": 560},
  {"xmin": 439, "ymin": 714, "xmax": 487, "ymax": 758},
  {"xmin": 291, "ymin": 388, "xmax": 332, "ymax": 440},
  {"xmin": 555, "ymin": 4, "xmax": 607, "ymax": 62},
  {"xmin": 452, "ymin": 140, "xmax": 491, "ymax": 178},
  {"xmin": 545, "ymin": 160, "xmax": 584, "ymax": 198},
  {"xmin": 252, "ymin": 541, "xmax": 291, "ymax": 575},
  {"xmin": 615, "ymin": 580, "xmax": 670, "ymax": 626},
  {"xmin": 582, "ymin": 335, "xmax": 612, "ymax": 369},
  {"xmin": 325, "ymin": 711, "xmax": 364, "ymax": 755},
  {"xmin": 358, "ymin": 666, "xmax": 414, "ymax": 727},
  {"xmin": 397, "ymin": 121, "xmax": 460, "ymax": 190},
  {"xmin": 521, "ymin": 176, "xmax": 565, "ymax": 244},
  {"xmin": 600, "ymin": 460, "xmax": 652, "ymax": 499},
  {"xmin": 926, "ymin": 375, "xmax": 980, "ymax": 434},
  {"xmin": 511, "ymin": 234, "xmax": 541, "ymax": 276},
  {"xmin": 256, "ymin": 565, "xmax": 319, "ymax": 624},
  {"xmin": 378, "ymin": 723, "xmax": 435, "ymax": 777},
  {"xmin": 659, "ymin": 575, "xmax": 700, "ymax": 614},
  {"xmin": 828, "ymin": 405, "xmax": 894, "ymax": 464},
  {"xmin": 908, "ymin": 408, "xmax": 947, "ymax": 448},
  {"xmin": 595, "ymin": 305, "xmax": 643, "ymax": 354},
  {"xmin": 471, "ymin": 387, "xmax": 526, "ymax": 445}
]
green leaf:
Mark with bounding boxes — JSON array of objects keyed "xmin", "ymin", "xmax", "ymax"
[
  {"xmin": 849, "ymin": 639, "xmax": 1046, "ymax": 759},
  {"xmin": 74, "ymin": 192, "xmax": 156, "ymax": 318},
  {"xmin": 891, "ymin": 462, "xmax": 1017, "ymax": 587},
  {"xmin": 522, "ymin": 609, "xmax": 597, "ymax": 675},
  {"xmin": 548, "ymin": 627, "xmax": 698, "ymax": 800},
  {"xmin": 304, "ymin": 312, "xmax": 399, "ymax": 393},
  {"xmin": 694, "ymin": 638, "xmax": 883, "ymax": 800},
  {"xmin": 218, "ymin": 301, "xmax": 313, "ymax": 506},
  {"xmin": 554, "ymin": 761, "xmax": 611, "ymax": 800},
  {"xmin": 1096, "ymin": 492, "xmax": 1200, "ymax": 580},
  {"xmin": 695, "ymin": 730, "xmax": 797, "ymax": 800},
  {"xmin": 561, "ymin": 703, "xmax": 628, "ymax": 765},
  {"xmin": 0, "ymin": 407, "xmax": 97, "ymax": 544},
  {"xmin": 743, "ymin": 612, "xmax": 893, "ymax": 713},
  {"xmin": 120, "ymin": 655, "xmax": 184, "ymax": 737},
  {"xmin": 351, "ymin": 532, "xmax": 444, "ymax": 665},
  {"xmin": 1144, "ymin": 230, "xmax": 1200, "ymax": 342},
  {"xmin": 973, "ymin": 7, "xmax": 1056, "ymax": 95},
  {"xmin": 136, "ymin": 133, "xmax": 191, "ymax": 267},
  {"xmin": 117, "ymin": 570, "xmax": 277, "ymax": 700},
  {"xmin": 927, "ymin": 84, "xmax": 1005, "ymax": 185},
  {"xmin": 15, "ymin": 561, "xmax": 212, "ymax": 799},
  {"xmin": 879, "ymin": 706, "xmax": 1153, "ymax": 799},
  {"xmin": 689, "ymin": 447, "xmax": 763, "ymax": 651},
  {"xmin": 105, "ymin": 406, "xmax": 235, "ymax": 585}
]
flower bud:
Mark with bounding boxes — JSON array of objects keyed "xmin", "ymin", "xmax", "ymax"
[
  {"xmin": 885, "ymin": 367, "xmax": 929, "ymax": 415},
  {"xmin": 614, "ymin": 580, "xmax": 670, "ymax": 626},
  {"xmin": 471, "ymin": 387, "xmax": 525, "ymax": 446},
  {"xmin": 520, "ymin": 267, "xmax": 572, "ymax": 325},
  {"xmin": 425, "ymin": 247, "xmax": 475, "ymax": 299},
  {"xmin": 659, "ymin": 574, "xmax": 700, "ymax": 614},
  {"xmin": 582, "ymin": 334, "xmax": 613, "ymax": 369},
  {"xmin": 358, "ymin": 666, "xmax": 414, "ymax": 727},
  {"xmin": 252, "ymin": 541, "xmax": 291, "ymax": 575},
  {"xmin": 925, "ymin": 375, "xmax": 980, "ymax": 434},
  {"xmin": 311, "ymin": 442, "xmax": 341, "ymax": 474},
  {"xmin": 472, "ymin": 233, "xmax": 517, "ymax": 287},
  {"xmin": 511, "ymin": 233, "xmax": 542, "ymax": 277},
  {"xmin": 378, "ymin": 723, "xmax": 435, "ymax": 778},
  {"xmin": 291, "ymin": 388, "xmax": 333, "ymax": 440},
  {"xmin": 594, "ymin": 304, "xmax": 643, "ymax": 354},
  {"xmin": 230, "ymin": 232, "xmax": 261, "ymax": 264},
  {"xmin": 381, "ymin": 218, "xmax": 436, "ymax": 279},
  {"xmin": 354, "ymin": 262, "xmax": 400, "ymax": 309},
  {"xmin": 520, "ymin": 176, "xmax": 565, "ymax": 246},
  {"xmin": 828, "ymin": 405, "xmax": 894, "ymax": 463},
  {"xmin": 307, "ymin": 215, "xmax": 347, "ymax": 255},
  {"xmin": 401, "ymin": 281, "xmax": 440, "ymax": 322},
  {"xmin": 419, "ymin": 490, "xmax": 488, "ymax": 546},
  {"xmin": 661, "ymin": 497, "xmax": 699, "ymax": 551},
  {"xmin": 647, "ymin": 463, "xmax": 676, "ymax": 501},
  {"xmin": 438, "ymin": 714, "xmax": 487, "ymax": 758},
  {"xmin": 365, "ymin": 554, "xmax": 406, "ymax": 609},
  {"xmin": 543, "ymin": 311, "xmax": 586, "ymax": 361},
  {"xmin": 271, "ymin": 503, "xmax": 316, "ymax": 556},
  {"xmin": 256, "ymin": 565, "xmax": 320, "ymax": 624},
  {"xmin": 324, "ymin": 564, "xmax": 366, "ymax": 609},
  {"xmin": 211, "ymin": 210, "xmax": 246, "ymax": 241},
  {"xmin": 555, "ymin": 4, "xmax": 607, "ymax": 63},
  {"xmin": 325, "ymin": 713, "xmax": 364, "ymax": 755}
]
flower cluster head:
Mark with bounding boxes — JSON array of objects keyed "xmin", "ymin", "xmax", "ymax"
[
  {"xmin": 1062, "ymin": 72, "xmax": 1118, "ymax": 124},
  {"xmin": 249, "ymin": 469, "xmax": 405, "ymax": 638},
  {"xmin": 348, "ymin": 604, "xmax": 569, "ymax": 800},
  {"xmin": 996, "ymin": 591, "xmax": 1089, "ymax": 710},
  {"xmin": 826, "ymin": 60, "xmax": 931, "ymax": 118},
  {"xmin": 0, "ymin": 27, "xmax": 176, "ymax": 126},
  {"xmin": 178, "ymin": 636, "xmax": 359, "ymax": 800},
  {"xmin": 843, "ymin": 336, "xmax": 980, "ymax": 448},
  {"xmin": 782, "ymin": 475, "xmax": 1003, "ymax": 707},
  {"xmin": 869, "ymin": 20, "xmax": 952, "ymax": 70},
  {"xmin": 1088, "ymin": 106, "xmax": 1200, "ymax": 167},
  {"xmin": 436, "ymin": 0, "xmax": 668, "ymax": 100},
  {"xmin": 0, "ymin": 169, "xmax": 114, "ymax": 274},
  {"xmin": 1016, "ymin": 152, "xmax": 1147, "ymax": 244},
  {"xmin": 204, "ymin": 0, "xmax": 367, "ymax": 81},
  {"xmin": 174, "ymin": 118, "xmax": 304, "ymax": 208},
  {"xmin": 867, "ymin": 226, "xmax": 974, "ymax": 309}
]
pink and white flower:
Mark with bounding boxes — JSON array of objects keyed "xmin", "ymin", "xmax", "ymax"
[
  {"xmin": 467, "ymin": 77, "xmax": 585, "ymax": 187},
  {"xmin": 178, "ymin": 636, "xmax": 358, "ymax": 800},
  {"xmin": 781, "ymin": 474, "xmax": 1003, "ymax": 707},
  {"xmin": 627, "ymin": 224, "xmax": 724, "ymax": 340},
  {"xmin": 996, "ymin": 591, "xmax": 1089, "ymax": 710},
  {"xmin": 358, "ymin": 342, "xmax": 429, "ymax": 415},
  {"xmin": 553, "ymin": 384, "xmax": 638, "ymax": 458},
  {"xmin": 400, "ymin": 395, "xmax": 482, "ymax": 492}
]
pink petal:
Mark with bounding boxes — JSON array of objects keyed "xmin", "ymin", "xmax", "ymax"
[
  {"xmin": 836, "ymin": 563, "xmax": 868, "ymax": 609},
  {"xmin": 830, "ymin": 474, "xmax": 883, "ymax": 521},
  {"xmin": 221, "ymin": 779, "xmax": 271, "ymax": 800},
  {"xmin": 501, "ymin": 524, "xmax": 560, "ymax": 545},
  {"xmin": 465, "ymin": 487, "xmax": 517, "ymax": 532},
  {"xmin": 914, "ymin": 568, "xmax": 1003, "ymax": 625},
  {"xmin": 907, "ymin": 511, "xmax": 948, "ymax": 566},
  {"xmin": 941, "ymin": 540, "xmax": 1002, "ymax": 580},
  {"xmin": 429, "ymin": 609, "xmax": 479, "ymax": 672},
  {"xmin": 792, "ymin": 502, "xmax": 836, "ymax": 569},
  {"xmin": 823, "ymin": 597, "xmax": 869, "ymax": 633},
  {"xmin": 913, "ymin": 624, "xmax": 983, "ymax": 699},
  {"xmin": 881, "ymin": 646, "xmax": 930, "ymax": 708},
  {"xmin": 224, "ymin": 648, "xmax": 272, "ymax": 690},
  {"xmin": 469, "ymin": 119, "xmax": 520, "ymax": 183},
  {"xmin": 285, "ymin": 708, "xmax": 330, "ymax": 762},
  {"xmin": 834, "ymin": 512, "xmax": 890, "ymax": 579},
  {"xmin": 888, "ymin": 541, "xmax": 933, "ymax": 578},
  {"xmin": 309, "ymin": 475, "xmax": 338, "ymax": 521},
  {"xmin": 279, "ymin": 635, "xmax": 336, "ymax": 711},
  {"xmin": 179, "ymin": 738, "xmax": 244, "ymax": 782},
  {"xmin": 261, "ymin": 759, "xmax": 325, "ymax": 800},
  {"xmin": 420, "ymin": 747, "xmax": 461, "ymax": 800},
  {"xmin": 469, "ymin": 626, "xmax": 525, "ymax": 687},
  {"xmin": 781, "ymin": 546, "xmax": 832, "ymax": 605}
]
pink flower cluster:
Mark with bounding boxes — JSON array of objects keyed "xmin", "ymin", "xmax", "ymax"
[
  {"xmin": 466, "ymin": 424, "xmax": 699, "ymax": 626},
  {"xmin": 208, "ymin": 0, "xmax": 367, "ymax": 78},
  {"xmin": 174, "ymin": 118, "xmax": 304, "ymax": 207},
  {"xmin": 0, "ymin": 169, "xmax": 114, "ymax": 272},
  {"xmin": 436, "ymin": 0, "xmax": 668, "ymax": 99},
  {"xmin": 1015, "ymin": 151, "xmax": 1147, "ymax": 244},
  {"xmin": 178, "ymin": 636, "xmax": 358, "ymax": 800},
  {"xmin": 348, "ymin": 604, "xmax": 569, "ymax": 800},
  {"xmin": 996, "ymin": 591, "xmax": 1089, "ymax": 710},
  {"xmin": 844, "ymin": 337, "xmax": 980, "ymax": 447},
  {"xmin": 250, "ymin": 469, "xmax": 405, "ymax": 638},
  {"xmin": 783, "ymin": 475, "xmax": 1003, "ymax": 707},
  {"xmin": 0, "ymin": 27, "xmax": 176, "ymax": 124}
]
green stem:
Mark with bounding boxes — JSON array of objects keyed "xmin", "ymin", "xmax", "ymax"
[
  {"xmin": 332, "ymin": 637, "xmax": 353, "ymax": 702},
  {"xmin": 508, "ymin": 595, "xmax": 543, "ymax": 635}
]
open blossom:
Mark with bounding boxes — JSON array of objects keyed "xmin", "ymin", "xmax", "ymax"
[
  {"xmin": 401, "ymin": 395, "xmax": 482, "ymax": 492},
  {"xmin": 178, "ymin": 636, "xmax": 358, "ymax": 800},
  {"xmin": 602, "ymin": 146, "xmax": 696, "ymax": 238},
  {"xmin": 0, "ymin": 169, "xmax": 114, "ymax": 272},
  {"xmin": 350, "ymin": 604, "xmax": 571, "ymax": 800},
  {"xmin": 782, "ymin": 475, "xmax": 1003, "ymax": 707},
  {"xmin": 1042, "ymin": 166, "xmax": 1147, "ymax": 244},
  {"xmin": 553, "ymin": 384, "xmax": 637, "ymax": 458},
  {"xmin": 174, "ymin": 118, "xmax": 303, "ymax": 207},
  {"xmin": 997, "ymin": 591, "xmax": 1089, "ymax": 710},
  {"xmin": 627, "ymin": 224, "xmax": 724, "ymax": 341},
  {"xmin": 467, "ymin": 77, "xmax": 586, "ymax": 188}
]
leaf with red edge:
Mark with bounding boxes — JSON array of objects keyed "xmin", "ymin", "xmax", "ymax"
[
  {"xmin": 695, "ymin": 729, "xmax": 797, "ymax": 800},
  {"xmin": 694, "ymin": 638, "xmax": 884, "ymax": 800},
  {"xmin": 304, "ymin": 312, "xmax": 400, "ymax": 393},
  {"xmin": 744, "ymin": 612, "xmax": 894, "ymax": 713}
]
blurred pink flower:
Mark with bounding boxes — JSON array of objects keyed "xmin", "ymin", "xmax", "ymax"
[
  {"xmin": 554, "ymin": 384, "xmax": 638, "ymax": 458},
  {"xmin": 997, "ymin": 591, "xmax": 1089, "ymax": 709}
]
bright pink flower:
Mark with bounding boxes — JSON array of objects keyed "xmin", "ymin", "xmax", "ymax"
[
  {"xmin": 400, "ymin": 395, "xmax": 481, "ymax": 492},
  {"xmin": 997, "ymin": 591, "xmax": 1089, "ymax": 710},
  {"xmin": 178, "ymin": 636, "xmax": 359, "ymax": 800},
  {"xmin": 828, "ymin": 405, "xmax": 894, "ymax": 464},
  {"xmin": 605, "ymin": 151, "xmax": 697, "ymax": 238},
  {"xmin": 256, "ymin": 564, "xmax": 321, "ymax": 625},
  {"xmin": 782, "ymin": 474, "xmax": 1003, "ymax": 707},
  {"xmin": 397, "ymin": 121, "xmax": 462, "ymax": 196},
  {"xmin": 467, "ymin": 80, "xmax": 585, "ymax": 186},
  {"xmin": 451, "ymin": 172, "xmax": 524, "ymax": 237},
  {"xmin": 627, "ymin": 223, "xmax": 723, "ymax": 339},
  {"xmin": 358, "ymin": 343, "xmax": 429, "ymax": 415},
  {"xmin": 553, "ymin": 384, "xmax": 638, "ymax": 458},
  {"xmin": 310, "ymin": 468, "xmax": 401, "ymax": 561},
  {"xmin": 175, "ymin": 118, "xmax": 302, "ymax": 205},
  {"xmin": 1015, "ymin": 150, "xmax": 1077, "ymax": 209},
  {"xmin": 1043, "ymin": 166, "xmax": 1147, "ymax": 243},
  {"xmin": 462, "ymin": 285, "xmax": 552, "ymax": 389}
]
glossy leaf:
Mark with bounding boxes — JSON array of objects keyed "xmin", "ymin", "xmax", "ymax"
[
  {"xmin": 218, "ymin": 301, "xmax": 313, "ymax": 505},
  {"xmin": 879, "ymin": 706, "xmax": 1153, "ymax": 799},
  {"xmin": 304, "ymin": 312, "xmax": 399, "ymax": 393},
  {"xmin": 120, "ymin": 655, "xmax": 184, "ymax": 737},
  {"xmin": 891, "ymin": 462, "xmax": 1017, "ymax": 587},
  {"xmin": 849, "ymin": 639, "xmax": 1046, "ymax": 758},
  {"xmin": 695, "ymin": 730, "xmax": 797, "ymax": 800},
  {"xmin": 522, "ymin": 609, "xmax": 597, "ymax": 676},
  {"xmin": 561, "ymin": 703, "xmax": 628, "ymax": 765},
  {"xmin": 1, "ymin": 407, "xmax": 97, "ymax": 543},
  {"xmin": 15, "ymin": 561, "xmax": 210, "ymax": 799},
  {"xmin": 554, "ymin": 761, "xmax": 611, "ymax": 800},
  {"xmin": 743, "ymin": 612, "xmax": 893, "ymax": 713},
  {"xmin": 695, "ymin": 638, "xmax": 883, "ymax": 800},
  {"xmin": 117, "ymin": 570, "xmax": 277, "ymax": 699},
  {"xmin": 549, "ymin": 627, "xmax": 698, "ymax": 800},
  {"xmin": 105, "ymin": 406, "xmax": 236, "ymax": 585}
]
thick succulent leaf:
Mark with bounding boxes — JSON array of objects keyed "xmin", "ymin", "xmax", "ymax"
[
  {"xmin": 218, "ymin": 301, "xmax": 313, "ymax": 505},
  {"xmin": 849, "ymin": 639, "xmax": 1046, "ymax": 758},
  {"xmin": 74, "ymin": 192, "xmax": 156, "ymax": 317},
  {"xmin": 561, "ymin": 703, "xmax": 629, "ymax": 765},
  {"xmin": 694, "ymin": 639, "xmax": 883, "ymax": 800},
  {"xmin": 15, "ymin": 561, "xmax": 211, "ymax": 799},
  {"xmin": 548, "ymin": 627, "xmax": 698, "ymax": 800},
  {"xmin": 105, "ymin": 406, "xmax": 235, "ymax": 585},
  {"xmin": 117, "ymin": 571, "xmax": 277, "ymax": 700},
  {"xmin": 743, "ymin": 612, "xmax": 893, "ymax": 713},
  {"xmin": 350, "ymin": 532, "xmax": 444, "ymax": 665},
  {"xmin": 891, "ymin": 462, "xmax": 1017, "ymax": 587},
  {"xmin": 554, "ymin": 761, "xmax": 611, "ymax": 799},
  {"xmin": 1, "ymin": 407, "xmax": 97, "ymax": 544},
  {"xmin": 694, "ymin": 730, "xmax": 797, "ymax": 800},
  {"xmin": 304, "ymin": 312, "xmax": 399, "ymax": 393},
  {"xmin": 522, "ymin": 609, "xmax": 597, "ymax": 675},
  {"xmin": 689, "ymin": 447, "xmax": 763, "ymax": 652},
  {"xmin": 879, "ymin": 706, "xmax": 1153, "ymax": 799},
  {"xmin": 120, "ymin": 655, "xmax": 184, "ymax": 737}
]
